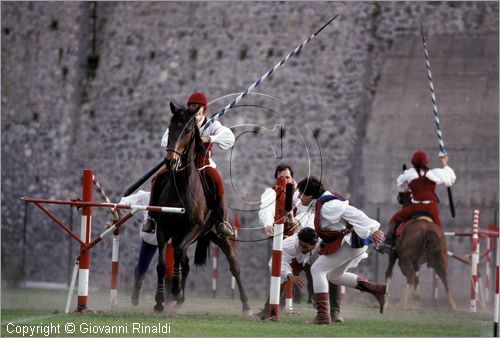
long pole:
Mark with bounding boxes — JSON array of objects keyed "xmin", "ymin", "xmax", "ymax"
[
  {"xmin": 419, "ymin": 23, "xmax": 455, "ymax": 217},
  {"xmin": 122, "ymin": 14, "xmax": 339, "ymax": 197}
]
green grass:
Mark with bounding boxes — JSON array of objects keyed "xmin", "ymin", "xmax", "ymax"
[{"xmin": 1, "ymin": 288, "xmax": 494, "ymax": 336}]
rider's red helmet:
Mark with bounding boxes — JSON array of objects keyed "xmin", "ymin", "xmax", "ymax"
[
  {"xmin": 187, "ymin": 92, "xmax": 208, "ymax": 108},
  {"xmin": 411, "ymin": 150, "xmax": 429, "ymax": 166}
]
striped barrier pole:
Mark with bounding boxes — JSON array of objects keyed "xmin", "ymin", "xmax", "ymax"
[
  {"xmin": 91, "ymin": 175, "xmax": 121, "ymax": 308},
  {"xmin": 122, "ymin": 15, "xmax": 339, "ymax": 197},
  {"xmin": 212, "ymin": 243, "xmax": 219, "ymax": 298},
  {"xmin": 494, "ymin": 218, "xmax": 499, "ymax": 336},
  {"xmin": 20, "ymin": 197, "xmax": 185, "ymax": 214},
  {"xmin": 65, "ymin": 259, "xmax": 79, "ymax": 313},
  {"xmin": 269, "ymin": 177, "xmax": 287, "ymax": 320},
  {"xmin": 110, "ymin": 229, "xmax": 120, "ymax": 307},
  {"xmin": 77, "ymin": 169, "xmax": 93, "ymax": 312},
  {"xmin": 470, "ymin": 209, "xmax": 480, "ymax": 312}
]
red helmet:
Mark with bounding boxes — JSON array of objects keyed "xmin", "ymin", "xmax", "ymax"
[
  {"xmin": 411, "ymin": 150, "xmax": 429, "ymax": 166},
  {"xmin": 187, "ymin": 92, "xmax": 208, "ymax": 107}
]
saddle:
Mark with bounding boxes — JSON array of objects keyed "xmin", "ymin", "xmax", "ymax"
[{"xmin": 395, "ymin": 212, "xmax": 435, "ymax": 237}]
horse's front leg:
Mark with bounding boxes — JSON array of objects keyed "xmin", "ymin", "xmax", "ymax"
[
  {"xmin": 171, "ymin": 225, "xmax": 205, "ymax": 298},
  {"xmin": 384, "ymin": 252, "xmax": 397, "ymax": 307},
  {"xmin": 210, "ymin": 234, "xmax": 252, "ymax": 315},
  {"xmin": 154, "ymin": 241, "xmax": 167, "ymax": 312}
]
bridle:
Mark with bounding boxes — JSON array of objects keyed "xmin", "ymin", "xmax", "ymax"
[{"xmin": 165, "ymin": 125, "xmax": 196, "ymax": 173}]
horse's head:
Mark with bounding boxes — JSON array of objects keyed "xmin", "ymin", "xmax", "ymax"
[{"xmin": 165, "ymin": 102, "xmax": 203, "ymax": 172}]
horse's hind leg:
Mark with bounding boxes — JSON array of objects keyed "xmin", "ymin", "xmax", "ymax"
[
  {"xmin": 397, "ymin": 260, "xmax": 416, "ymax": 309},
  {"xmin": 210, "ymin": 234, "xmax": 252, "ymax": 315},
  {"xmin": 412, "ymin": 267, "xmax": 421, "ymax": 299},
  {"xmin": 432, "ymin": 261, "xmax": 456, "ymax": 309}
]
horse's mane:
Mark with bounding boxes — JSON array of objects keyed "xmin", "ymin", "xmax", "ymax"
[{"xmin": 169, "ymin": 105, "xmax": 206, "ymax": 156}]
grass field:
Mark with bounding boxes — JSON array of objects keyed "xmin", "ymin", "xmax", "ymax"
[{"xmin": 1, "ymin": 287, "xmax": 495, "ymax": 337}]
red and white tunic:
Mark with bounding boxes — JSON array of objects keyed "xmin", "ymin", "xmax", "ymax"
[{"xmin": 391, "ymin": 165, "xmax": 456, "ymax": 226}]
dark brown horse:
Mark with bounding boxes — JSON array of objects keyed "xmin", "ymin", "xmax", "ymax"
[
  {"xmin": 152, "ymin": 102, "xmax": 251, "ymax": 315},
  {"xmin": 384, "ymin": 191, "xmax": 455, "ymax": 309}
]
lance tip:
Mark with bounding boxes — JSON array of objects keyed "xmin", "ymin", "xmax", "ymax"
[{"xmin": 314, "ymin": 14, "xmax": 339, "ymax": 36}]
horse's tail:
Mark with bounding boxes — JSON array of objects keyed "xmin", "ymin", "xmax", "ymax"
[
  {"xmin": 424, "ymin": 226, "xmax": 447, "ymax": 267},
  {"xmin": 194, "ymin": 234, "xmax": 211, "ymax": 266}
]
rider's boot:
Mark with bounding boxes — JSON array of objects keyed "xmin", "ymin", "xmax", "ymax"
[
  {"xmin": 141, "ymin": 215, "xmax": 157, "ymax": 234},
  {"xmin": 376, "ymin": 222, "xmax": 399, "ymax": 254},
  {"xmin": 213, "ymin": 198, "xmax": 234, "ymax": 238}
]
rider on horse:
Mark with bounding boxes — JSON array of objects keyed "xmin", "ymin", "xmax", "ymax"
[
  {"xmin": 142, "ymin": 92, "xmax": 235, "ymax": 237},
  {"xmin": 377, "ymin": 150, "xmax": 456, "ymax": 254}
]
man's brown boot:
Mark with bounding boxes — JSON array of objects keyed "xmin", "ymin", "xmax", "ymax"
[
  {"xmin": 312, "ymin": 292, "xmax": 331, "ymax": 325},
  {"xmin": 355, "ymin": 277, "xmax": 387, "ymax": 313}
]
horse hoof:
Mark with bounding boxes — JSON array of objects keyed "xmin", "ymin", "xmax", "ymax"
[
  {"xmin": 243, "ymin": 309, "xmax": 253, "ymax": 317},
  {"xmin": 154, "ymin": 304, "xmax": 164, "ymax": 313}
]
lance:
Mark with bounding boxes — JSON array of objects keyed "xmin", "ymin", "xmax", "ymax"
[
  {"xmin": 419, "ymin": 23, "xmax": 455, "ymax": 217},
  {"xmin": 123, "ymin": 14, "xmax": 339, "ymax": 197}
]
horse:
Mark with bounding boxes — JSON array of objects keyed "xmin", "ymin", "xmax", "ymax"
[
  {"xmin": 152, "ymin": 102, "xmax": 251, "ymax": 315},
  {"xmin": 384, "ymin": 190, "xmax": 456, "ymax": 309}
]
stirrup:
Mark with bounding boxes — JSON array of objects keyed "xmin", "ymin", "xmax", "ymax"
[{"xmin": 217, "ymin": 221, "xmax": 234, "ymax": 238}]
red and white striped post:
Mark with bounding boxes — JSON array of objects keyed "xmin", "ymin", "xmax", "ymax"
[
  {"xmin": 110, "ymin": 229, "xmax": 120, "ymax": 307},
  {"xmin": 494, "ymin": 215, "xmax": 499, "ymax": 336},
  {"xmin": 268, "ymin": 176, "xmax": 286, "ymax": 320},
  {"xmin": 77, "ymin": 169, "xmax": 93, "ymax": 312},
  {"xmin": 211, "ymin": 243, "xmax": 219, "ymax": 298},
  {"xmin": 470, "ymin": 209, "xmax": 481, "ymax": 312}
]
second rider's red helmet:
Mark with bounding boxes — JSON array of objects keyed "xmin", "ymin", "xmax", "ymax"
[{"xmin": 411, "ymin": 150, "xmax": 430, "ymax": 166}]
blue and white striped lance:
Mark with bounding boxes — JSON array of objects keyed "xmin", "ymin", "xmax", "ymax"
[
  {"xmin": 419, "ymin": 23, "xmax": 447, "ymax": 158},
  {"xmin": 201, "ymin": 14, "xmax": 339, "ymax": 133}
]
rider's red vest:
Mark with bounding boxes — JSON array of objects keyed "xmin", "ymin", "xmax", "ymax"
[{"xmin": 408, "ymin": 172, "xmax": 437, "ymax": 202}]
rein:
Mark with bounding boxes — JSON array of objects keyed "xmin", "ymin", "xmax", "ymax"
[{"xmin": 165, "ymin": 127, "xmax": 197, "ymax": 173}]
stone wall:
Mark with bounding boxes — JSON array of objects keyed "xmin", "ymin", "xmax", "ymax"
[{"xmin": 2, "ymin": 2, "xmax": 498, "ymax": 302}]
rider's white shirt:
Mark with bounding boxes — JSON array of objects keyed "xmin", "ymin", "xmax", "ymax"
[
  {"xmin": 160, "ymin": 118, "xmax": 235, "ymax": 169},
  {"xmin": 396, "ymin": 166, "xmax": 456, "ymax": 192},
  {"xmin": 318, "ymin": 191, "xmax": 380, "ymax": 241}
]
